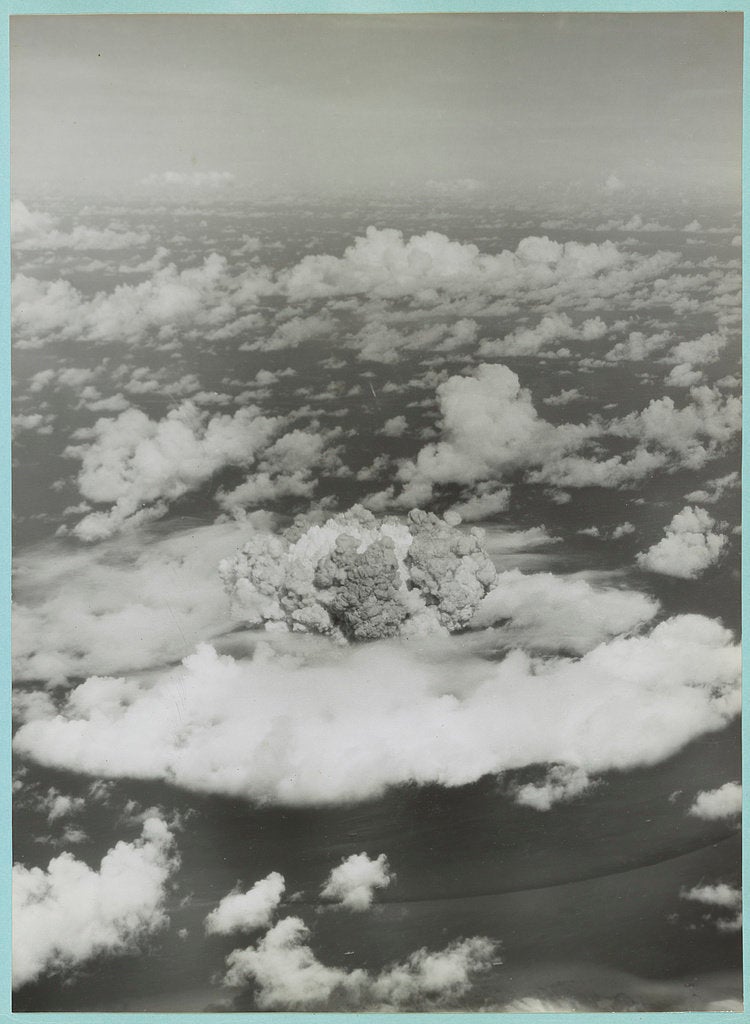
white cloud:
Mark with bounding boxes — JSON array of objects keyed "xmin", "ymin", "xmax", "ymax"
[
  {"xmin": 479, "ymin": 314, "xmax": 606, "ymax": 358},
  {"xmin": 36, "ymin": 788, "xmax": 86, "ymax": 823},
  {"xmin": 605, "ymin": 330, "xmax": 672, "ymax": 362},
  {"xmin": 13, "ymin": 614, "xmax": 740, "ymax": 807},
  {"xmin": 663, "ymin": 331, "xmax": 728, "ymax": 367},
  {"xmin": 543, "ymin": 388, "xmax": 582, "ymax": 407},
  {"xmin": 684, "ymin": 471, "xmax": 739, "ymax": 505},
  {"xmin": 446, "ymin": 484, "xmax": 511, "ymax": 523},
  {"xmin": 320, "ymin": 853, "xmax": 392, "ymax": 911},
  {"xmin": 382, "ymin": 415, "xmax": 408, "ymax": 437},
  {"xmin": 244, "ymin": 312, "xmax": 337, "ymax": 353},
  {"xmin": 687, "ymin": 782, "xmax": 741, "ymax": 820},
  {"xmin": 389, "ymin": 363, "xmax": 588, "ymax": 501},
  {"xmin": 65, "ymin": 401, "xmax": 284, "ymax": 539},
  {"xmin": 636, "ymin": 505, "xmax": 726, "ymax": 579},
  {"xmin": 12, "ymin": 253, "xmax": 274, "ymax": 349},
  {"xmin": 11, "ymin": 200, "xmax": 150, "ymax": 251},
  {"xmin": 664, "ymin": 363, "xmax": 703, "ymax": 388},
  {"xmin": 511, "ymin": 764, "xmax": 595, "ymax": 811},
  {"xmin": 11, "ymin": 412, "xmax": 55, "ymax": 437},
  {"xmin": 481, "ymin": 527, "xmax": 561, "ymax": 555},
  {"xmin": 216, "ymin": 427, "xmax": 344, "ymax": 512},
  {"xmin": 471, "ymin": 569, "xmax": 658, "ymax": 655},
  {"xmin": 13, "ymin": 518, "xmax": 262, "ymax": 683},
  {"xmin": 13, "ymin": 816, "xmax": 178, "ymax": 989},
  {"xmin": 222, "ymin": 916, "xmax": 497, "ymax": 1009},
  {"xmin": 680, "ymin": 882, "xmax": 742, "ymax": 932},
  {"xmin": 608, "ymin": 387, "xmax": 741, "ymax": 472},
  {"xmin": 205, "ymin": 872, "xmax": 285, "ymax": 936},
  {"xmin": 380, "ymin": 365, "xmax": 740, "ymax": 504},
  {"xmin": 279, "ymin": 227, "xmax": 625, "ymax": 303},
  {"xmin": 12, "ymin": 226, "xmax": 686, "ymax": 354}
]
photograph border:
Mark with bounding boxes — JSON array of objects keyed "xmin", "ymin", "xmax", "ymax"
[{"xmin": 0, "ymin": 2, "xmax": 746, "ymax": 1022}]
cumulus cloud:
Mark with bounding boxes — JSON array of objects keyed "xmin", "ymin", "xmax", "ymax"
[
  {"xmin": 380, "ymin": 364, "xmax": 740, "ymax": 504},
  {"xmin": 636, "ymin": 506, "xmax": 726, "ymax": 579},
  {"xmin": 11, "ymin": 200, "xmax": 150, "ymax": 251},
  {"xmin": 222, "ymin": 916, "xmax": 498, "ymax": 1010},
  {"xmin": 543, "ymin": 388, "xmax": 582, "ymax": 407},
  {"xmin": 664, "ymin": 363, "xmax": 703, "ymax": 388},
  {"xmin": 205, "ymin": 872, "xmax": 285, "ymax": 936},
  {"xmin": 12, "ymin": 226, "xmax": 682, "ymax": 351},
  {"xmin": 13, "ymin": 816, "xmax": 178, "ymax": 989},
  {"xmin": 612, "ymin": 522, "xmax": 636, "ymax": 539},
  {"xmin": 511, "ymin": 764, "xmax": 596, "ymax": 811},
  {"xmin": 12, "ymin": 614, "xmax": 740, "ymax": 807},
  {"xmin": 382, "ymin": 415, "xmax": 408, "ymax": 437},
  {"xmin": 219, "ymin": 506, "xmax": 497, "ymax": 641},
  {"xmin": 662, "ymin": 331, "xmax": 728, "ymax": 367},
  {"xmin": 687, "ymin": 782, "xmax": 741, "ymax": 821},
  {"xmin": 680, "ymin": 883, "xmax": 742, "ymax": 933},
  {"xmin": 12, "ymin": 252, "xmax": 273, "ymax": 349},
  {"xmin": 215, "ymin": 427, "xmax": 346, "ymax": 512},
  {"xmin": 11, "ymin": 412, "xmax": 55, "ymax": 437},
  {"xmin": 277, "ymin": 227, "xmax": 650, "ymax": 307},
  {"xmin": 605, "ymin": 330, "xmax": 672, "ymax": 362},
  {"xmin": 607, "ymin": 387, "xmax": 741, "ymax": 472},
  {"xmin": 479, "ymin": 313, "xmax": 607, "ymax": 358},
  {"xmin": 320, "ymin": 853, "xmax": 393, "ymax": 911},
  {"xmin": 35, "ymin": 788, "xmax": 85, "ymax": 823},
  {"xmin": 65, "ymin": 401, "xmax": 284, "ymax": 539},
  {"xmin": 244, "ymin": 312, "xmax": 338, "ymax": 353},
  {"xmin": 471, "ymin": 569, "xmax": 659, "ymax": 655}
]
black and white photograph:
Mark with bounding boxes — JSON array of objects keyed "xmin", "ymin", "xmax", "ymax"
[{"xmin": 9, "ymin": 10, "xmax": 743, "ymax": 1013}]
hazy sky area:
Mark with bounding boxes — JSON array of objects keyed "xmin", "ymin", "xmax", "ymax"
[{"xmin": 10, "ymin": 12, "xmax": 742, "ymax": 199}]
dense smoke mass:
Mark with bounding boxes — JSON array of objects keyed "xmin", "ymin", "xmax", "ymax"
[{"xmin": 219, "ymin": 506, "xmax": 498, "ymax": 641}]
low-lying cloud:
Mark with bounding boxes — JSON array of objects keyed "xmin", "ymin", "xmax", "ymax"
[
  {"xmin": 222, "ymin": 916, "xmax": 498, "ymax": 1010},
  {"xmin": 13, "ymin": 613, "xmax": 739, "ymax": 807},
  {"xmin": 13, "ymin": 816, "xmax": 178, "ymax": 989}
]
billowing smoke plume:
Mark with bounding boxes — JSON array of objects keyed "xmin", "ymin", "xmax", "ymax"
[{"xmin": 219, "ymin": 506, "xmax": 497, "ymax": 641}]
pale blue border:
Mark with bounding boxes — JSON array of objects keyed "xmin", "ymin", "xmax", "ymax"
[{"xmin": 0, "ymin": 1, "xmax": 746, "ymax": 1023}]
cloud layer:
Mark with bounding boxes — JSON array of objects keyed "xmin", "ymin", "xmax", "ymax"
[{"xmin": 13, "ymin": 614, "xmax": 739, "ymax": 806}]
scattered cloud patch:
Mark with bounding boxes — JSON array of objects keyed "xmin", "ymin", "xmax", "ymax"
[
  {"xmin": 511, "ymin": 764, "xmax": 596, "ymax": 811},
  {"xmin": 65, "ymin": 401, "xmax": 284, "ymax": 540},
  {"xmin": 13, "ymin": 816, "xmax": 178, "ymax": 990},
  {"xmin": 222, "ymin": 916, "xmax": 498, "ymax": 1010},
  {"xmin": 636, "ymin": 506, "xmax": 726, "ymax": 579},
  {"xmin": 687, "ymin": 782, "xmax": 741, "ymax": 821},
  {"xmin": 205, "ymin": 873, "xmax": 286, "ymax": 936},
  {"xmin": 320, "ymin": 853, "xmax": 393, "ymax": 911}
]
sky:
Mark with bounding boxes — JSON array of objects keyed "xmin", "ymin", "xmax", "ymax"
[{"xmin": 10, "ymin": 12, "xmax": 743, "ymax": 197}]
